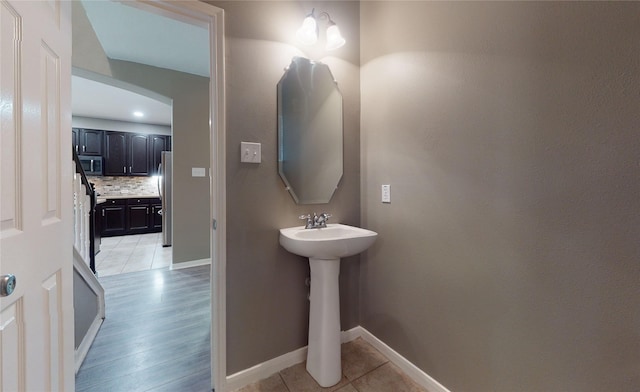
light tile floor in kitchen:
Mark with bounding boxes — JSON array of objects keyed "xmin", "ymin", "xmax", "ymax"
[
  {"xmin": 234, "ymin": 338, "xmax": 428, "ymax": 392},
  {"xmin": 96, "ymin": 233, "xmax": 172, "ymax": 277}
]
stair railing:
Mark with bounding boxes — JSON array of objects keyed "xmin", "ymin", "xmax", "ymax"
[{"xmin": 72, "ymin": 149, "xmax": 96, "ymax": 273}]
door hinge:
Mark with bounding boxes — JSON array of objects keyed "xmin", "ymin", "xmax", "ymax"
[{"xmin": 212, "ymin": 219, "xmax": 217, "ymax": 230}]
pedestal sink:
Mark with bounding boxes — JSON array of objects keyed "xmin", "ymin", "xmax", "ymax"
[{"xmin": 279, "ymin": 224, "xmax": 378, "ymax": 387}]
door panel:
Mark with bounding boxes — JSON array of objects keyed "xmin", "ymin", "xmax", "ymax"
[
  {"xmin": 42, "ymin": 272, "xmax": 62, "ymax": 390},
  {"xmin": 0, "ymin": 301, "xmax": 23, "ymax": 391},
  {"xmin": 0, "ymin": 1, "xmax": 73, "ymax": 391},
  {"xmin": 41, "ymin": 41, "xmax": 61, "ymax": 224},
  {"xmin": 0, "ymin": 0, "xmax": 21, "ymax": 236}
]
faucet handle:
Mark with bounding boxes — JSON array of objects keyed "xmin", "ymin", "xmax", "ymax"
[
  {"xmin": 317, "ymin": 212, "xmax": 331, "ymax": 226},
  {"xmin": 299, "ymin": 213, "xmax": 313, "ymax": 229}
]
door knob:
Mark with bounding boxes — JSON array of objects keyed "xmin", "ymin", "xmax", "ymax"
[{"xmin": 0, "ymin": 274, "xmax": 16, "ymax": 297}]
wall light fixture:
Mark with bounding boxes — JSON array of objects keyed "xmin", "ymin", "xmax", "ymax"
[{"xmin": 296, "ymin": 9, "xmax": 346, "ymax": 51}]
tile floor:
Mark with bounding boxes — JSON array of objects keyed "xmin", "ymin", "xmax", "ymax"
[
  {"xmin": 96, "ymin": 233, "xmax": 172, "ymax": 276},
  {"xmin": 234, "ymin": 338, "xmax": 428, "ymax": 392}
]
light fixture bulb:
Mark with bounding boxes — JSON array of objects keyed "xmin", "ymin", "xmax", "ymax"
[
  {"xmin": 325, "ymin": 23, "xmax": 345, "ymax": 51},
  {"xmin": 296, "ymin": 15, "xmax": 318, "ymax": 45},
  {"xmin": 133, "ymin": 111, "xmax": 144, "ymax": 118}
]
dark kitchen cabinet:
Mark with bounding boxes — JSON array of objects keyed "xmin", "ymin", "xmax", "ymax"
[
  {"xmin": 72, "ymin": 128, "xmax": 103, "ymax": 156},
  {"xmin": 72, "ymin": 128, "xmax": 78, "ymax": 153},
  {"xmin": 151, "ymin": 203, "xmax": 163, "ymax": 230},
  {"xmin": 127, "ymin": 206, "xmax": 150, "ymax": 233},
  {"xmin": 100, "ymin": 198, "xmax": 162, "ymax": 237},
  {"xmin": 100, "ymin": 199, "xmax": 127, "ymax": 236},
  {"xmin": 104, "ymin": 132, "xmax": 150, "ymax": 176},
  {"xmin": 129, "ymin": 134, "xmax": 150, "ymax": 175},
  {"xmin": 150, "ymin": 135, "xmax": 168, "ymax": 175},
  {"xmin": 104, "ymin": 132, "xmax": 127, "ymax": 175}
]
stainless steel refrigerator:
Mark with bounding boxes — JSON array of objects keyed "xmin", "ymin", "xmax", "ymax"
[{"xmin": 158, "ymin": 151, "xmax": 172, "ymax": 247}]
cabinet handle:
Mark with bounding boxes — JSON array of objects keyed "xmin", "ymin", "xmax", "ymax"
[
  {"xmin": 146, "ymin": 207, "xmax": 149, "ymax": 215},
  {"xmin": 82, "ymin": 145, "xmax": 86, "ymax": 152},
  {"xmin": 123, "ymin": 166, "xmax": 126, "ymax": 174},
  {"xmin": 90, "ymin": 160, "xmax": 94, "ymax": 172},
  {"xmin": 102, "ymin": 209, "xmax": 105, "ymax": 217},
  {"xmin": 75, "ymin": 145, "xmax": 78, "ymax": 153},
  {"xmin": 129, "ymin": 166, "xmax": 132, "ymax": 174}
]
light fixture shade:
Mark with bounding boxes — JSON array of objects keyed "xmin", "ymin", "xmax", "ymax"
[
  {"xmin": 325, "ymin": 23, "xmax": 345, "ymax": 51},
  {"xmin": 296, "ymin": 15, "xmax": 318, "ymax": 45}
]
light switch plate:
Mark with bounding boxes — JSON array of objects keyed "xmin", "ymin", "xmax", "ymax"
[
  {"xmin": 241, "ymin": 142, "xmax": 261, "ymax": 163},
  {"xmin": 192, "ymin": 167, "xmax": 206, "ymax": 177},
  {"xmin": 382, "ymin": 184, "xmax": 391, "ymax": 203}
]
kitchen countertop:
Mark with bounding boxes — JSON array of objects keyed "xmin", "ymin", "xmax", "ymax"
[{"xmin": 96, "ymin": 195, "xmax": 159, "ymax": 204}]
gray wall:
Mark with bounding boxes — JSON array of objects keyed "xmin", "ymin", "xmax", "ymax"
[
  {"xmin": 71, "ymin": 1, "xmax": 111, "ymax": 76},
  {"xmin": 73, "ymin": 269, "xmax": 99, "ymax": 349},
  {"xmin": 108, "ymin": 60, "xmax": 211, "ymax": 265},
  {"xmin": 360, "ymin": 2, "xmax": 640, "ymax": 391},
  {"xmin": 206, "ymin": 1, "xmax": 361, "ymax": 374}
]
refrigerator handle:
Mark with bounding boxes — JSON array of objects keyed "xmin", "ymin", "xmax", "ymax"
[{"xmin": 157, "ymin": 163, "xmax": 163, "ymax": 199}]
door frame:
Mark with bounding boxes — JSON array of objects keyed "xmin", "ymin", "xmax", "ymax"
[{"xmin": 127, "ymin": 2, "xmax": 226, "ymax": 391}]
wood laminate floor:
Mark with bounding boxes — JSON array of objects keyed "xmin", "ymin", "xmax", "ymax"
[{"xmin": 76, "ymin": 265, "xmax": 212, "ymax": 392}]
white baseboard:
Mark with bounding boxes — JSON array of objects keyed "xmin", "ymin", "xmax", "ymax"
[
  {"xmin": 340, "ymin": 326, "xmax": 362, "ymax": 343},
  {"xmin": 355, "ymin": 326, "xmax": 451, "ymax": 392},
  {"xmin": 75, "ymin": 315, "xmax": 104, "ymax": 374},
  {"xmin": 225, "ymin": 346, "xmax": 308, "ymax": 391},
  {"xmin": 224, "ymin": 326, "xmax": 448, "ymax": 392},
  {"xmin": 169, "ymin": 257, "xmax": 211, "ymax": 270}
]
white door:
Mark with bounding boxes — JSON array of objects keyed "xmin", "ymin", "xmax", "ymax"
[{"xmin": 0, "ymin": 0, "xmax": 73, "ymax": 391}]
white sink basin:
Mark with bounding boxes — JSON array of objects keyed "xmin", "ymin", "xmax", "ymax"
[
  {"xmin": 279, "ymin": 223, "xmax": 377, "ymax": 387},
  {"xmin": 279, "ymin": 224, "xmax": 378, "ymax": 259}
]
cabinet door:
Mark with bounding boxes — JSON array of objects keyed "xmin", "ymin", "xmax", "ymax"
[
  {"xmin": 151, "ymin": 204, "xmax": 163, "ymax": 231},
  {"xmin": 150, "ymin": 135, "xmax": 166, "ymax": 176},
  {"xmin": 80, "ymin": 129, "xmax": 103, "ymax": 156},
  {"xmin": 101, "ymin": 203, "xmax": 126, "ymax": 237},
  {"xmin": 129, "ymin": 134, "xmax": 150, "ymax": 175},
  {"xmin": 72, "ymin": 128, "xmax": 79, "ymax": 154},
  {"xmin": 104, "ymin": 132, "xmax": 127, "ymax": 175},
  {"xmin": 127, "ymin": 205, "xmax": 150, "ymax": 234}
]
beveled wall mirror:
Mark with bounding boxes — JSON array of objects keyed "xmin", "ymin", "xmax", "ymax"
[{"xmin": 278, "ymin": 57, "xmax": 343, "ymax": 204}]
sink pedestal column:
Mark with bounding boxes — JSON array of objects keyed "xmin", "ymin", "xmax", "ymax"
[{"xmin": 306, "ymin": 257, "xmax": 341, "ymax": 387}]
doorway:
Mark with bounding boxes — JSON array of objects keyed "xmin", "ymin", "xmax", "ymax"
[
  {"xmin": 72, "ymin": 73, "xmax": 173, "ymax": 276},
  {"xmin": 71, "ymin": 1, "xmax": 225, "ymax": 390}
]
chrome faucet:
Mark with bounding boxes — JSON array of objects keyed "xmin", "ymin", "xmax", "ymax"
[{"xmin": 299, "ymin": 212, "xmax": 332, "ymax": 229}]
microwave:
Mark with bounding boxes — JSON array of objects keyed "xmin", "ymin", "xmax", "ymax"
[{"xmin": 78, "ymin": 155, "xmax": 103, "ymax": 176}]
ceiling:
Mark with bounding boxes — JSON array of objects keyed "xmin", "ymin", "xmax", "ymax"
[
  {"xmin": 72, "ymin": 1, "xmax": 209, "ymax": 126},
  {"xmin": 81, "ymin": 0, "xmax": 209, "ymax": 78},
  {"xmin": 72, "ymin": 75, "xmax": 172, "ymax": 126}
]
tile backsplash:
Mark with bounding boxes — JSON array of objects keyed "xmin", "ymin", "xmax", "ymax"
[{"xmin": 89, "ymin": 176, "xmax": 159, "ymax": 197}]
